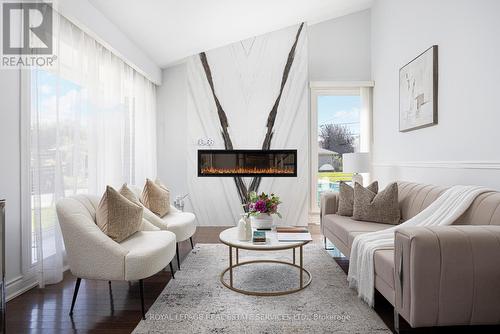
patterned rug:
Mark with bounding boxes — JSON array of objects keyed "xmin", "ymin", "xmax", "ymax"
[{"xmin": 133, "ymin": 243, "xmax": 390, "ymax": 334}]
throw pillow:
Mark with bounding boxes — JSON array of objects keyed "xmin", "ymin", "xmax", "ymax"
[
  {"xmin": 142, "ymin": 178, "xmax": 170, "ymax": 217},
  {"xmin": 120, "ymin": 183, "xmax": 166, "ymax": 228},
  {"xmin": 119, "ymin": 183, "xmax": 141, "ymax": 205},
  {"xmin": 337, "ymin": 181, "xmax": 379, "ymax": 216},
  {"xmin": 353, "ymin": 182, "xmax": 400, "ymax": 225},
  {"xmin": 96, "ymin": 186, "xmax": 144, "ymax": 242}
]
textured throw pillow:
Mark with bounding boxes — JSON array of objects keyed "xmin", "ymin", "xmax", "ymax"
[
  {"xmin": 142, "ymin": 178, "xmax": 170, "ymax": 217},
  {"xmin": 119, "ymin": 183, "xmax": 160, "ymax": 230},
  {"xmin": 120, "ymin": 183, "xmax": 166, "ymax": 228},
  {"xmin": 353, "ymin": 182, "xmax": 400, "ymax": 225},
  {"xmin": 96, "ymin": 186, "xmax": 144, "ymax": 242},
  {"xmin": 119, "ymin": 183, "xmax": 141, "ymax": 205},
  {"xmin": 337, "ymin": 181, "xmax": 379, "ymax": 216}
]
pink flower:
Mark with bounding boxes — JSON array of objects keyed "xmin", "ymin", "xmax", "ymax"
[{"xmin": 254, "ymin": 200, "xmax": 267, "ymax": 213}]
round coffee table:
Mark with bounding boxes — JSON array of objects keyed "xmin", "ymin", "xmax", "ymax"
[{"xmin": 219, "ymin": 227, "xmax": 311, "ymax": 296}]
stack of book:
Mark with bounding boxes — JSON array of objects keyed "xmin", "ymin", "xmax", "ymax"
[
  {"xmin": 276, "ymin": 226, "xmax": 312, "ymax": 242},
  {"xmin": 252, "ymin": 230, "xmax": 266, "ymax": 243}
]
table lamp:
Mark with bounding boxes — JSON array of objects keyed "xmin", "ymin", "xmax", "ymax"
[{"xmin": 342, "ymin": 152, "xmax": 369, "ymax": 186}]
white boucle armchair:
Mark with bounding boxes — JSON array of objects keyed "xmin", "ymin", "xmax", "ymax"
[
  {"xmin": 129, "ymin": 185, "xmax": 197, "ymax": 270},
  {"xmin": 56, "ymin": 194, "xmax": 177, "ymax": 319}
]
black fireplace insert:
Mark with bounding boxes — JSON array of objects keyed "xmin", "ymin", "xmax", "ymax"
[{"xmin": 198, "ymin": 149, "xmax": 297, "ymax": 177}]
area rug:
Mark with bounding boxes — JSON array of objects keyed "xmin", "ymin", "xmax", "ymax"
[{"xmin": 133, "ymin": 243, "xmax": 390, "ymax": 334}]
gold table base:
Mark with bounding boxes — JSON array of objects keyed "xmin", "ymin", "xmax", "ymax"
[{"xmin": 220, "ymin": 246, "xmax": 312, "ymax": 296}]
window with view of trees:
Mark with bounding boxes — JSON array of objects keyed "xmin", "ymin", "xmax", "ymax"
[{"xmin": 316, "ymin": 94, "xmax": 361, "ymax": 205}]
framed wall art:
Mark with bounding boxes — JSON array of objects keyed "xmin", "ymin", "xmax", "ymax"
[{"xmin": 399, "ymin": 45, "xmax": 438, "ymax": 132}]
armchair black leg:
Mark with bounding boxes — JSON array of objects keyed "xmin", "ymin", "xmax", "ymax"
[
  {"xmin": 139, "ymin": 279, "xmax": 145, "ymax": 320},
  {"xmin": 190, "ymin": 236, "xmax": 194, "ymax": 249},
  {"xmin": 176, "ymin": 242, "xmax": 181, "ymax": 270},
  {"xmin": 169, "ymin": 261, "xmax": 175, "ymax": 279},
  {"xmin": 69, "ymin": 277, "xmax": 81, "ymax": 316}
]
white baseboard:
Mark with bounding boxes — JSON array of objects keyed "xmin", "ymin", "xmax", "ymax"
[{"xmin": 6, "ymin": 274, "xmax": 38, "ymax": 301}]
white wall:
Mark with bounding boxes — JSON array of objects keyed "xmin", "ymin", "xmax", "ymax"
[
  {"xmin": 0, "ymin": 0, "xmax": 160, "ymax": 300},
  {"xmin": 156, "ymin": 65, "xmax": 192, "ymax": 210},
  {"xmin": 371, "ymin": 0, "xmax": 500, "ymax": 189},
  {"xmin": 0, "ymin": 68, "xmax": 26, "ymax": 298},
  {"xmin": 308, "ymin": 9, "xmax": 371, "ymax": 81}
]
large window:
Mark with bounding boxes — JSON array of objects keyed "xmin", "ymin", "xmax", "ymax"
[
  {"xmin": 30, "ymin": 69, "xmax": 87, "ymax": 265},
  {"xmin": 24, "ymin": 11, "xmax": 157, "ymax": 286},
  {"xmin": 310, "ymin": 84, "xmax": 372, "ymax": 212}
]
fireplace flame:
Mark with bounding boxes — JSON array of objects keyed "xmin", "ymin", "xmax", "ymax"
[{"xmin": 201, "ymin": 166, "xmax": 295, "ymax": 175}]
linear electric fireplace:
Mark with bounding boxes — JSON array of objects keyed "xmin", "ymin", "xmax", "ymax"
[{"xmin": 198, "ymin": 149, "xmax": 297, "ymax": 177}]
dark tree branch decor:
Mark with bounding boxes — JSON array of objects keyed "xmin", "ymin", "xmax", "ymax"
[
  {"xmin": 199, "ymin": 22, "xmax": 304, "ymax": 208},
  {"xmin": 249, "ymin": 22, "xmax": 304, "ymax": 194},
  {"xmin": 199, "ymin": 52, "xmax": 248, "ymax": 204}
]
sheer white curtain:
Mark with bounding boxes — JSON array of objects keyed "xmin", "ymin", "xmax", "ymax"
[{"xmin": 30, "ymin": 12, "xmax": 157, "ymax": 286}]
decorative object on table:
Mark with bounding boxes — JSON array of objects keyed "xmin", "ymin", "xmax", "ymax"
[
  {"xmin": 276, "ymin": 226, "xmax": 312, "ymax": 241},
  {"xmin": 342, "ymin": 152, "xmax": 370, "ymax": 186},
  {"xmin": 237, "ymin": 214, "xmax": 251, "ymax": 241},
  {"xmin": 275, "ymin": 226, "xmax": 309, "ymax": 233},
  {"xmin": 247, "ymin": 191, "xmax": 281, "ymax": 229},
  {"xmin": 399, "ymin": 45, "xmax": 438, "ymax": 132},
  {"xmin": 337, "ymin": 181, "xmax": 378, "ymax": 217},
  {"xmin": 174, "ymin": 194, "xmax": 188, "ymax": 211},
  {"xmin": 277, "ymin": 232, "xmax": 312, "ymax": 242},
  {"xmin": 252, "ymin": 230, "xmax": 267, "ymax": 244},
  {"xmin": 244, "ymin": 215, "xmax": 252, "ymax": 240}
]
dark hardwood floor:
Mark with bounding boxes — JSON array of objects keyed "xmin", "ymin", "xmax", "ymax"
[
  {"xmin": 7, "ymin": 225, "xmax": 499, "ymax": 333},
  {"xmin": 6, "ymin": 227, "xmax": 228, "ymax": 334}
]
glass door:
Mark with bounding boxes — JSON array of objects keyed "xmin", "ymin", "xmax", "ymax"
[{"xmin": 310, "ymin": 86, "xmax": 371, "ymax": 212}]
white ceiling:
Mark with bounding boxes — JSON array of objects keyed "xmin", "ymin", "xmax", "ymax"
[{"xmin": 89, "ymin": 0, "xmax": 372, "ymax": 68}]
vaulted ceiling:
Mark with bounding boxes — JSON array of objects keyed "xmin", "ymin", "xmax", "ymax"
[{"xmin": 89, "ymin": 0, "xmax": 372, "ymax": 68}]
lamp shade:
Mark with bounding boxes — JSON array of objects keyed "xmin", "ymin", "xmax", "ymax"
[{"xmin": 342, "ymin": 152, "xmax": 370, "ymax": 173}]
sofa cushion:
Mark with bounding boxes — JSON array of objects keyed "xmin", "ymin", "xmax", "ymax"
[
  {"xmin": 322, "ymin": 214, "xmax": 390, "ymax": 247},
  {"xmin": 162, "ymin": 211, "xmax": 196, "ymax": 242},
  {"xmin": 338, "ymin": 181, "xmax": 378, "ymax": 217},
  {"xmin": 353, "ymin": 182, "xmax": 400, "ymax": 224},
  {"xmin": 374, "ymin": 249, "xmax": 395, "ymax": 289},
  {"xmin": 121, "ymin": 230, "xmax": 176, "ymax": 280}
]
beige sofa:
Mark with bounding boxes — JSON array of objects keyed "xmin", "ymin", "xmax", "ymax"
[{"xmin": 320, "ymin": 181, "xmax": 500, "ymax": 330}]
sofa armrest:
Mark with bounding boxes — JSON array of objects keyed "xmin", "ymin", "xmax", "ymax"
[
  {"xmin": 394, "ymin": 225, "xmax": 500, "ymax": 328},
  {"xmin": 320, "ymin": 192, "xmax": 338, "ymax": 234}
]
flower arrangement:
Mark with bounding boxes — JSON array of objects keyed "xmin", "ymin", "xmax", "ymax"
[{"xmin": 247, "ymin": 191, "xmax": 282, "ymax": 218}]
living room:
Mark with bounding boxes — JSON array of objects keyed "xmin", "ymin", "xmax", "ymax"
[{"xmin": 1, "ymin": 0, "xmax": 499, "ymax": 333}]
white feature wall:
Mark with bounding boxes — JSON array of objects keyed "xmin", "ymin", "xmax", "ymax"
[
  {"xmin": 186, "ymin": 24, "xmax": 309, "ymax": 226},
  {"xmin": 371, "ymin": 0, "xmax": 500, "ymax": 189}
]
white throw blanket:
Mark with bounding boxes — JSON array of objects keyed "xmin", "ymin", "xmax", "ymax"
[{"xmin": 347, "ymin": 185, "xmax": 490, "ymax": 307}]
